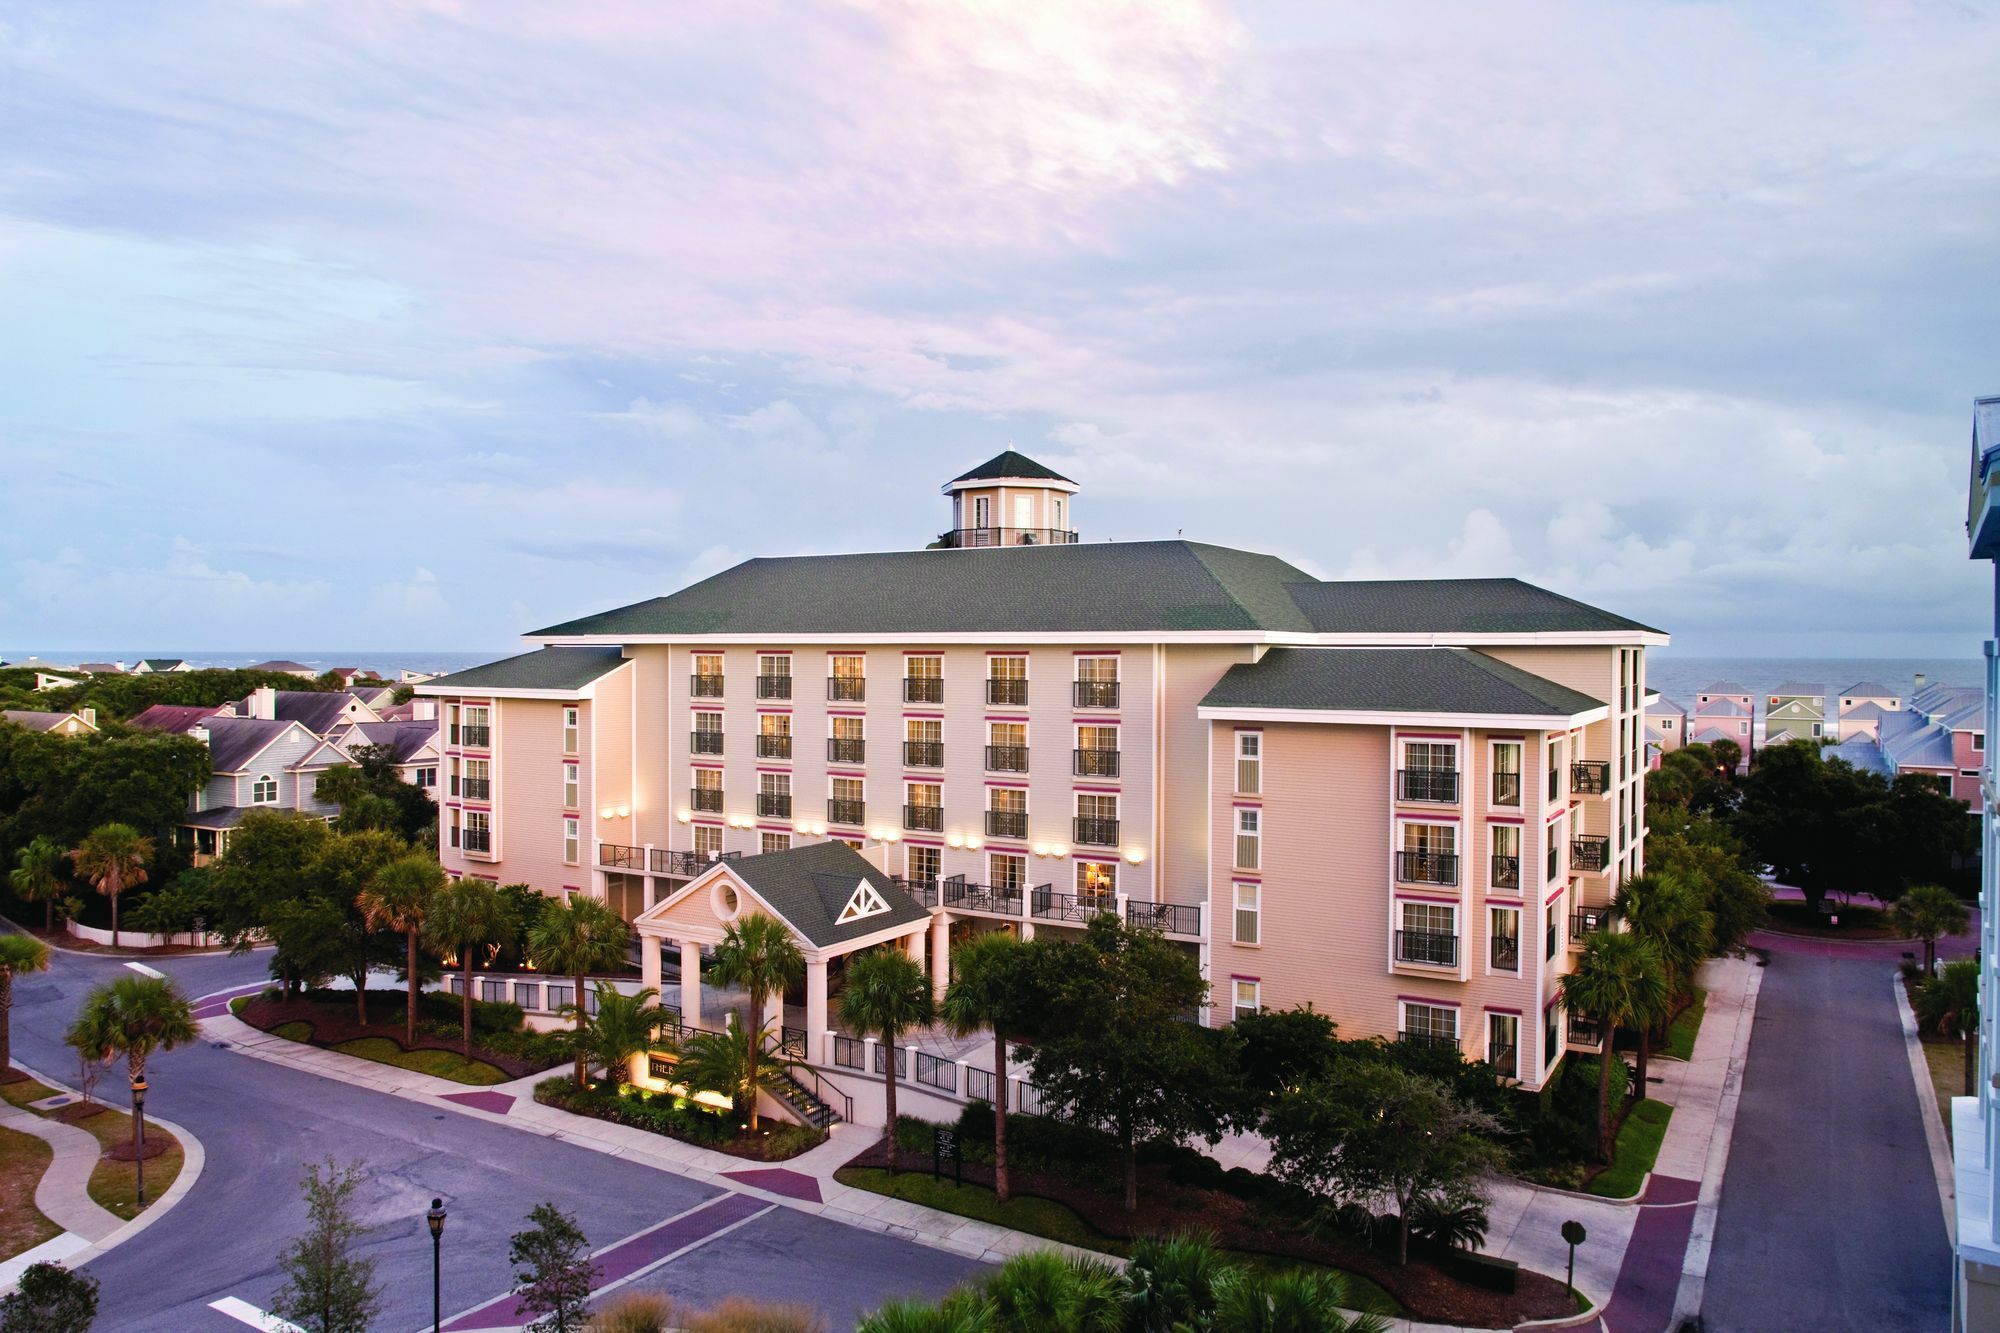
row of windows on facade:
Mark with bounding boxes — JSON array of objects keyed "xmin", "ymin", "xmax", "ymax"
[
  {"xmin": 688, "ymin": 713, "xmax": 1120, "ymax": 772},
  {"xmin": 1223, "ymin": 990, "xmax": 1562, "ymax": 1082},
  {"xmin": 687, "ymin": 653, "xmax": 1120, "ymax": 704}
]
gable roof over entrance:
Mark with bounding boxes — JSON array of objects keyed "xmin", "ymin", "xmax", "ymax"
[{"xmin": 642, "ymin": 841, "xmax": 930, "ymax": 952}]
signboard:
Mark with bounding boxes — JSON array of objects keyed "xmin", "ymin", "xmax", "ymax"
[{"xmin": 933, "ymin": 1126, "xmax": 961, "ymax": 1185}]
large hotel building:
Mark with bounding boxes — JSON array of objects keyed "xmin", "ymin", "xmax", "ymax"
[{"xmin": 420, "ymin": 451, "xmax": 1663, "ymax": 1091}]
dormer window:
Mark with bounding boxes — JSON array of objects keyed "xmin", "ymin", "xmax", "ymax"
[{"xmin": 837, "ymin": 879, "xmax": 891, "ymax": 923}]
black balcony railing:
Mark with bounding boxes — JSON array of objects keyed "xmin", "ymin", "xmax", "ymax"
[
  {"xmin": 827, "ymin": 738, "xmax": 866, "ymax": 764},
  {"xmin": 1571, "ymin": 835, "xmax": 1610, "ymax": 871},
  {"xmin": 985, "ymin": 809, "xmax": 1027, "ymax": 839},
  {"xmin": 461, "ymin": 827, "xmax": 491, "ymax": 853},
  {"xmin": 1073, "ymin": 816, "xmax": 1120, "ymax": 847},
  {"xmin": 1398, "ymin": 1028, "xmax": 1458, "ymax": 1051},
  {"xmin": 893, "ymin": 875, "xmax": 939, "ymax": 907},
  {"xmin": 903, "ymin": 740, "xmax": 944, "ymax": 768},
  {"xmin": 986, "ymin": 677, "xmax": 1028, "ymax": 706},
  {"xmin": 903, "ymin": 676, "xmax": 943, "ymax": 704},
  {"xmin": 756, "ymin": 733, "xmax": 792, "ymax": 759},
  {"xmin": 1397, "ymin": 768, "xmax": 1460, "ymax": 803},
  {"xmin": 940, "ymin": 527, "xmax": 1078, "ymax": 549},
  {"xmin": 1396, "ymin": 850, "xmax": 1458, "ymax": 885},
  {"xmin": 1571, "ymin": 761, "xmax": 1611, "ymax": 795},
  {"xmin": 690, "ymin": 673, "xmax": 724, "ymax": 698},
  {"xmin": 1126, "ymin": 901, "xmax": 1201, "ymax": 936},
  {"xmin": 690, "ymin": 730, "xmax": 724, "ymax": 755},
  {"xmin": 1491, "ymin": 855, "xmax": 1521, "ymax": 890},
  {"xmin": 1073, "ymin": 747, "xmax": 1119, "ymax": 778},
  {"xmin": 827, "ymin": 798, "xmax": 865, "ymax": 826},
  {"xmin": 460, "ymin": 777, "xmax": 491, "ymax": 801},
  {"xmin": 459, "ymin": 724, "xmax": 490, "ymax": 748},
  {"xmin": 986, "ymin": 744, "xmax": 1029, "ymax": 772},
  {"xmin": 756, "ymin": 673, "xmax": 792, "ymax": 700},
  {"xmin": 1568, "ymin": 1016, "xmax": 1604, "ymax": 1048},
  {"xmin": 903, "ymin": 803, "xmax": 942, "ymax": 832},
  {"xmin": 1031, "ymin": 887, "xmax": 1116, "ymax": 925},
  {"xmin": 1492, "ymin": 771, "xmax": 1522, "ymax": 806},
  {"xmin": 652, "ymin": 848, "xmax": 736, "ymax": 877},
  {"xmin": 599, "ymin": 842, "xmax": 643, "ymax": 869},
  {"xmin": 827, "ymin": 677, "xmax": 865, "ymax": 702},
  {"xmin": 1571, "ymin": 906, "xmax": 1611, "ymax": 937},
  {"xmin": 1073, "ymin": 680, "xmax": 1119, "ymax": 709},
  {"xmin": 691, "ymin": 787, "xmax": 723, "ymax": 813},
  {"xmin": 940, "ymin": 875, "xmax": 1024, "ymax": 916},
  {"xmin": 1395, "ymin": 929, "xmax": 1459, "ymax": 967},
  {"xmin": 757, "ymin": 792, "xmax": 791, "ymax": 818},
  {"xmin": 1491, "ymin": 936, "xmax": 1521, "ymax": 971}
]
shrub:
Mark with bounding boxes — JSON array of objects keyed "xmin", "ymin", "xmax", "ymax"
[
  {"xmin": 589, "ymin": 1290, "xmax": 673, "ymax": 1332},
  {"xmin": 1408, "ymin": 1195, "xmax": 1490, "ymax": 1252},
  {"xmin": 681, "ymin": 1297, "xmax": 828, "ymax": 1332}
]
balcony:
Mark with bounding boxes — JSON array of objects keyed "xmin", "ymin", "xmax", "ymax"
[
  {"xmin": 756, "ymin": 733, "xmax": 792, "ymax": 759},
  {"xmin": 903, "ymin": 740, "xmax": 944, "ymax": 768},
  {"xmin": 651, "ymin": 848, "xmax": 708, "ymax": 877},
  {"xmin": 1395, "ymin": 929, "xmax": 1459, "ymax": 967},
  {"xmin": 939, "ymin": 527, "xmax": 1078, "ymax": 549},
  {"xmin": 1571, "ymin": 761, "xmax": 1610, "ymax": 796},
  {"xmin": 1492, "ymin": 771, "xmax": 1522, "ymax": 806},
  {"xmin": 1491, "ymin": 936, "xmax": 1520, "ymax": 970},
  {"xmin": 1571, "ymin": 905, "xmax": 1612, "ymax": 937},
  {"xmin": 459, "ymin": 777, "xmax": 491, "ymax": 801},
  {"xmin": 1073, "ymin": 680, "xmax": 1120, "ymax": 709},
  {"xmin": 1126, "ymin": 901, "xmax": 1201, "ymax": 936},
  {"xmin": 986, "ymin": 678, "xmax": 1028, "ymax": 706},
  {"xmin": 985, "ymin": 744, "xmax": 1029, "ymax": 772},
  {"xmin": 1398, "ymin": 1029, "xmax": 1458, "ymax": 1051},
  {"xmin": 1073, "ymin": 747, "xmax": 1120, "ymax": 778},
  {"xmin": 690, "ymin": 730, "xmax": 724, "ymax": 756},
  {"xmin": 459, "ymin": 724, "xmax": 490, "ymax": 749},
  {"xmin": 827, "ymin": 738, "xmax": 866, "ymax": 764},
  {"xmin": 690, "ymin": 787, "xmax": 723, "ymax": 814},
  {"xmin": 757, "ymin": 792, "xmax": 791, "ymax": 819},
  {"xmin": 904, "ymin": 803, "xmax": 942, "ymax": 832},
  {"xmin": 690, "ymin": 673, "xmax": 725, "ymax": 699},
  {"xmin": 1571, "ymin": 835, "xmax": 1610, "ymax": 872},
  {"xmin": 985, "ymin": 809, "xmax": 1027, "ymax": 839},
  {"xmin": 940, "ymin": 875, "xmax": 1024, "ymax": 916},
  {"xmin": 827, "ymin": 798, "xmax": 866, "ymax": 827},
  {"xmin": 756, "ymin": 674, "xmax": 792, "ymax": 700},
  {"xmin": 827, "ymin": 677, "xmax": 865, "ymax": 703},
  {"xmin": 893, "ymin": 875, "xmax": 939, "ymax": 908},
  {"xmin": 1568, "ymin": 1015, "xmax": 1604, "ymax": 1048},
  {"xmin": 903, "ymin": 676, "xmax": 944, "ymax": 704},
  {"xmin": 1396, "ymin": 850, "xmax": 1458, "ymax": 885},
  {"xmin": 1031, "ymin": 887, "xmax": 1116, "ymax": 925},
  {"xmin": 599, "ymin": 842, "xmax": 642, "ymax": 869},
  {"xmin": 1397, "ymin": 768, "xmax": 1459, "ymax": 803},
  {"xmin": 1491, "ymin": 855, "xmax": 1520, "ymax": 890},
  {"xmin": 1073, "ymin": 816, "xmax": 1120, "ymax": 847},
  {"xmin": 461, "ymin": 827, "xmax": 491, "ymax": 854}
]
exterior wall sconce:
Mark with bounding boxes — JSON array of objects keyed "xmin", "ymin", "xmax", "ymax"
[
  {"xmin": 676, "ymin": 808, "xmax": 692, "ymax": 823},
  {"xmin": 1050, "ymin": 842, "xmax": 1068, "ymax": 858},
  {"xmin": 602, "ymin": 805, "xmax": 629, "ymax": 820},
  {"xmin": 1125, "ymin": 847, "xmax": 1147, "ymax": 864},
  {"xmin": 810, "ymin": 820, "xmax": 828, "ymax": 836},
  {"xmin": 1032, "ymin": 842, "xmax": 1050, "ymax": 857},
  {"xmin": 947, "ymin": 832, "xmax": 965, "ymax": 848}
]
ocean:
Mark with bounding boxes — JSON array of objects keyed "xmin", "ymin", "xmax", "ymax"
[{"xmin": 1, "ymin": 650, "xmax": 504, "ymax": 676}]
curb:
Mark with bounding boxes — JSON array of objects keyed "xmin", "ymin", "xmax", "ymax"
[
  {"xmin": 1514, "ymin": 1300, "xmax": 1603, "ymax": 1329},
  {"xmin": 1895, "ymin": 969, "xmax": 1959, "ymax": 1245}
]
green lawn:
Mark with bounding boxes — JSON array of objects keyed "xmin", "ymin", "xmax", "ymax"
[
  {"xmin": 270, "ymin": 1020, "xmax": 314, "ymax": 1042},
  {"xmin": 331, "ymin": 1037, "xmax": 508, "ymax": 1086},
  {"xmin": 229, "ymin": 995, "xmax": 251, "ymax": 1016},
  {"xmin": 0, "ymin": 1122, "xmax": 60, "ymax": 1261},
  {"xmin": 1924, "ymin": 1038, "xmax": 1970, "ymax": 1139},
  {"xmin": 1664, "ymin": 989, "xmax": 1708, "ymax": 1062},
  {"xmin": 1586, "ymin": 1099, "xmax": 1673, "ymax": 1198},
  {"xmin": 1, "ymin": 1076, "xmax": 185, "ymax": 1221},
  {"xmin": 833, "ymin": 1166, "xmax": 1402, "ymax": 1317}
]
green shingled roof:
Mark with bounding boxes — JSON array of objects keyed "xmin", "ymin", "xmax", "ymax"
[
  {"xmin": 948, "ymin": 449, "xmax": 1075, "ymax": 487},
  {"xmin": 426, "ymin": 646, "xmax": 627, "ymax": 692},
  {"xmin": 1284, "ymin": 579, "xmax": 1663, "ymax": 635},
  {"xmin": 1200, "ymin": 648, "xmax": 1605, "ymax": 718},
  {"xmin": 722, "ymin": 840, "xmax": 931, "ymax": 949}
]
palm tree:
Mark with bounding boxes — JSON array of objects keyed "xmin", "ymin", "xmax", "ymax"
[
  {"xmin": 856, "ymin": 1289, "xmax": 995, "ymax": 1333},
  {"xmin": 71, "ymin": 823, "xmax": 152, "ymax": 949},
  {"xmin": 9, "ymin": 838, "xmax": 68, "ymax": 932},
  {"xmin": 64, "ymin": 974, "xmax": 198, "ymax": 1165},
  {"xmin": 528, "ymin": 894, "xmax": 631, "ymax": 1088},
  {"xmin": 1561, "ymin": 930, "xmax": 1670, "ymax": 1160},
  {"xmin": 940, "ymin": 931, "xmax": 1033, "ymax": 1202},
  {"xmin": 423, "ymin": 878, "xmax": 521, "ymax": 1056},
  {"xmin": 1895, "ymin": 884, "xmax": 1970, "ymax": 976},
  {"xmin": 839, "ymin": 946, "xmax": 934, "ymax": 1174},
  {"xmin": 573, "ymin": 983, "xmax": 669, "ymax": 1084},
  {"xmin": 1610, "ymin": 873, "xmax": 1713, "ymax": 1097},
  {"xmin": 1125, "ymin": 1231, "xmax": 1231, "ymax": 1332},
  {"xmin": 1211, "ymin": 1265, "xmax": 1388, "ymax": 1333},
  {"xmin": 0, "ymin": 934, "xmax": 51, "ymax": 1072},
  {"xmin": 356, "ymin": 852, "xmax": 445, "ymax": 1045},
  {"xmin": 1917, "ymin": 959, "xmax": 1981, "ymax": 1095},
  {"xmin": 706, "ymin": 913, "xmax": 804, "ymax": 1132},
  {"xmin": 982, "ymin": 1251, "xmax": 1123, "ymax": 1333},
  {"xmin": 675, "ymin": 1012, "xmax": 787, "ymax": 1117}
]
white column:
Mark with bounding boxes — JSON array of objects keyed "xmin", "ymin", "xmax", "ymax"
[
  {"xmin": 763, "ymin": 989, "xmax": 784, "ymax": 1044},
  {"xmin": 679, "ymin": 939, "xmax": 703, "ymax": 1029},
  {"xmin": 806, "ymin": 958, "xmax": 829, "ymax": 1060},
  {"xmin": 640, "ymin": 933, "xmax": 661, "ymax": 997},
  {"xmin": 906, "ymin": 923, "xmax": 927, "ymax": 971},
  {"xmin": 931, "ymin": 912, "xmax": 951, "ymax": 1001}
]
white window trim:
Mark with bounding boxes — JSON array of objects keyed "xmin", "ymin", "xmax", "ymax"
[
  {"xmin": 1232, "ymin": 880, "xmax": 1261, "ymax": 945},
  {"xmin": 251, "ymin": 773, "xmax": 278, "ymax": 804},
  {"xmin": 1232, "ymin": 978, "xmax": 1261, "ymax": 1022},
  {"xmin": 1398, "ymin": 999, "xmax": 1459, "ymax": 1042}
]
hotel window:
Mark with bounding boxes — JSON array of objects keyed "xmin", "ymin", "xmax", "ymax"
[
  {"xmin": 906, "ymin": 844, "xmax": 941, "ymax": 887},
  {"xmin": 830, "ymin": 776, "xmax": 865, "ymax": 825},
  {"xmin": 1490, "ymin": 906, "xmax": 1520, "ymax": 971},
  {"xmin": 563, "ymin": 762, "xmax": 579, "ymax": 811},
  {"xmin": 414, "ymin": 766, "xmax": 436, "ymax": 789},
  {"xmin": 1075, "ymin": 656, "xmax": 1118, "ymax": 708},
  {"xmin": 463, "ymin": 810, "xmax": 490, "ymax": 853},
  {"xmin": 1402, "ymin": 1001, "xmax": 1456, "ymax": 1045},
  {"xmin": 830, "ymin": 715, "xmax": 866, "ymax": 764},
  {"xmin": 1399, "ymin": 740, "xmax": 1458, "ymax": 803},
  {"xmin": 905, "ymin": 716, "xmax": 943, "ymax": 767},
  {"xmin": 1076, "ymin": 859, "xmax": 1116, "ymax": 901},
  {"xmin": 1547, "ymin": 739, "xmax": 1561, "ymax": 801},
  {"xmin": 1488, "ymin": 1013, "xmax": 1520, "ymax": 1078},
  {"xmin": 693, "ymin": 824, "xmax": 723, "ymax": 860},
  {"xmin": 1398, "ymin": 822, "xmax": 1455, "ymax": 884},
  {"xmin": 758, "ymin": 655, "xmax": 792, "ymax": 700},
  {"xmin": 1075, "ymin": 792, "xmax": 1118, "ymax": 846},
  {"xmin": 987, "ymin": 721, "xmax": 1028, "ymax": 772},
  {"xmin": 1234, "ymin": 808, "xmax": 1261, "ymax": 870},
  {"xmin": 692, "ymin": 711, "xmax": 724, "ymax": 754},
  {"xmin": 904, "ymin": 653, "xmax": 943, "ymax": 703},
  {"xmin": 691, "ymin": 653, "xmax": 724, "ymax": 698},
  {"xmin": 988, "ymin": 654, "xmax": 1028, "ymax": 705},
  {"xmin": 1492, "ymin": 741, "xmax": 1521, "ymax": 806},
  {"xmin": 758, "ymin": 771, "xmax": 791, "ymax": 819},
  {"xmin": 252, "ymin": 773, "xmax": 278, "ymax": 804},
  {"xmin": 462, "ymin": 706, "xmax": 490, "ymax": 747},
  {"xmin": 447, "ymin": 808, "xmax": 460, "ymax": 849},
  {"xmin": 989, "ymin": 853, "xmax": 1027, "ymax": 895},
  {"xmin": 563, "ymin": 817, "xmax": 579, "ymax": 865},
  {"xmin": 1547, "ymin": 816, "xmax": 1562, "ymax": 880},
  {"xmin": 1233, "ymin": 882, "xmax": 1261, "ymax": 944},
  {"xmin": 692, "ymin": 767, "xmax": 723, "ymax": 813},
  {"xmin": 1398, "ymin": 902, "xmax": 1456, "ymax": 966},
  {"xmin": 1235, "ymin": 731, "xmax": 1261, "ymax": 794},
  {"xmin": 562, "ymin": 706, "xmax": 579, "ymax": 755},
  {"xmin": 1546, "ymin": 901, "xmax": 1560, "ymax": 960},
  {"xmin": 1075, "ymin": 724, "xmax": 1119, "ymax": 777},
  {"xmin": 905, "ymin": 781, "xmax": 941, "ymax": 832},
  {"xmin": 829, "ymin": 654, "xmax": 866, "ymax": 702},
  {"xmin": 1546, "ymin": 1007, "xmax": 1562, "ymax": 1068},
  {"xmin": 986, "ymin": 786, "xmax": 1027, "ymax": 839},
  {"xmin": 1491, "ymin": 824, "xmax": 1521, "ymax": 889},
  {"xmin": 462, "ymin": 758, "xmax": 490, "ymax": 801},
  {"xmin": 1233, "ymin": 979, "xmax": 1261, "ymax": 1024},
  {"xmin": 761, "ymin": 831, "xmax": 791, "ymax": 855},
  {"xmin": 758, "ymin": 712, "xmax": 792, "ymax": 759}
]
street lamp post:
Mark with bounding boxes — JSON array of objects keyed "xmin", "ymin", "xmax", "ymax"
[
  {"xmin": 130, "ymin": 1076, "xmax": 148, "ymax": 1207},
  {"xmin": 427, "ymin": 1197, "xmax": 447, "ymax": 1333}
]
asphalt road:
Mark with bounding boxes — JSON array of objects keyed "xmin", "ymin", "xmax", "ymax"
[
  {"xmin": 1703, "ymin": 944, "xmax": 1952, "ymax": 1332},
  {"xmin": 7, "ymin": 944, "xmax": 984, "ymax": 1331}
]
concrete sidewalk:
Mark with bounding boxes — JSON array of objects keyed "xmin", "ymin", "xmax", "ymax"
[{"xmin": 0, "ymin": 1092, "xmax": 122, "ymax": 1245}]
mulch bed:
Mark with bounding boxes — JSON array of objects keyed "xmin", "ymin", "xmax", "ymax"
[
  {"xmin": 103, "ymin": 1136, "xmax": 169, "ymax": 1161},
  {"xmin": 239, "ymin": 993, "xmax": 548, "ymax": 1079},
  {"xmin": 0, "ymin": 1067, "xmax": 29, "ymax": 1085},
  {"xmin": 844, "ymin": 1143, "xmax": 1576, "ymax": 1327},
  {"xmin": 54, "ymin": 1102, "xmax": 109, "ymax": 1125}
]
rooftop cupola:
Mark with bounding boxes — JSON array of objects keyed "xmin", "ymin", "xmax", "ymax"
[{"xmin": 936, "ymin": 446, "xmax": 1079, "ymax": 548}]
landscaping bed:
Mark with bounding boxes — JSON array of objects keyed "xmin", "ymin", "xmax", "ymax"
[
  {"xmin": 1761, "ymin": 900, "xmax": 1898, "ymax": 939},
  {"xmin": 0, "ymin": 1077, "xmax": 185, "ymax": 1221},
  {"xmin": 238, "ymin": 988, "xmax": 565, "ymax": 1083},
  {"xmin": 1664, "ymin": 988, "xmax": 1708, "ymax": 1062},
  {"xmin": 534, "ymin": 1076, "xmax": 826, "ymax": 1162}
]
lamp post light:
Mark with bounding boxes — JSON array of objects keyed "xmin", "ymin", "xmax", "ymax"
[
  {"xmin": 129, "ymin": 1075, "xmax": 148, "ymax": 1207},
  {"xmin": 427, "ymin": 1197, "xmax": 447, "ymax": 1332}
]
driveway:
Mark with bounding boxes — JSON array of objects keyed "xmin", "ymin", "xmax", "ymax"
[
  {"xmin": 1700, "ymin": 938, "xmax": 1951, "ymax": 1331},
  {"xmin": 7, "ymin": 944, "xmax": 985, "ymax": 1331}
]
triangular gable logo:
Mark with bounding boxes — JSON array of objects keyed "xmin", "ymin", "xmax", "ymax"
[{"xmin": 838, "ymin": 879, "xmax": 890, "ymax": 924}]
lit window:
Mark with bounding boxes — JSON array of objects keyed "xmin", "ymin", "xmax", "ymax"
[
  {"xmin": 1233, "ymin": 979, "xmax": 1260, "ymax": 1023},
  {"xmin": 761, "ymin": 831, "xmax": 791, "ymax": 855}
]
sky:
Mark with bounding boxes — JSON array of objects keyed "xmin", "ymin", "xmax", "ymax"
[{"xmin": 2, "ymin": 1, "xmax": 1998, "ymax": 658}]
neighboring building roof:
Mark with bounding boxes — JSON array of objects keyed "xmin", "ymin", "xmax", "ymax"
[
  {"xmin": 946, "ymin": 449, "xmax": 1076, "ymax": 488},
  {"xmin": 721, "ymin": 841, "xmax": 931, "ymax": 949},
  {"xmin": 1770, "ymin": 682, "xmax": 1825, "ymax": 697},
  {"xmin": 1881, "ymin": 719, "xmax": 1956, "ymax": 770},
  {"xmin": 375, "ymin": 701, "xmax": 417, "ymax": 721},
  {"xmin": 1198, "ymin": 648, "xmax": 1604, "ymax": 720},
  {"xmin": 1, "ymin": 709, "xmax": 95, "ymax": 734},
  {"xmin": 1644, "ymin": 695, "xmax": 1685, "ymax": 717},
  {"xmin": 182, "ymin": 807, "xmax": 253, "ymax": 830},
  {"xmin": 200, "ymin": 717, "xmax": 306, "ymax": 773},
  {"xmin": 342, "ymin": 720, "xmax": 439, "ymax": 765},
  {"xmin": 254, "ymin": 691, "xmax": 369, "ymax": 736},
  {"xmin": 1690, "ymin": 725, "xmax": 1742, "ymax": 746},
  {"xmin": 128, "ymin": 704, "xmax": 225, "ymax": 734},
  {"xmin": 528, "ymin": 541, "xmax": 1658, "ymax": 641},
  {"xmin": 76, "ymin": 663, "xmax": 122, "ymax": 674},
  {"xmin": 140, "ymin": 658, "xmax": 189, "ymax": 671},
  {"xmin": 1829, "ymin": 736, "xmax": 1892, "ymax": 778},
  {"xmin": 250, "ymin": 660, "xmax": 314, "ymax": 673},
  {"xmin": 1644, "ymin": 725, "xmax": 1664, "ymax": 745},
  {"xmin": 1693, "ymin": 698, "xmax": 1752, "ymax": 718},
  {"xmin": 1841, "ymin": 681, "xmax": 1894, "ymax": 697},
  {"xmin": 1940, "ymin": 698, "xmax": 1985, "ymax": 734},
  {"xmin": 1839, "ymin": 702, "xmax": 1891, "ymax": 723},
  {"xmin": 425, "ymin": 646, "xmax": 629, "ymax": 694},
  {"xmin": 1700, "ymin": 680, "xmax": 1751, "ymax": 695}
]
